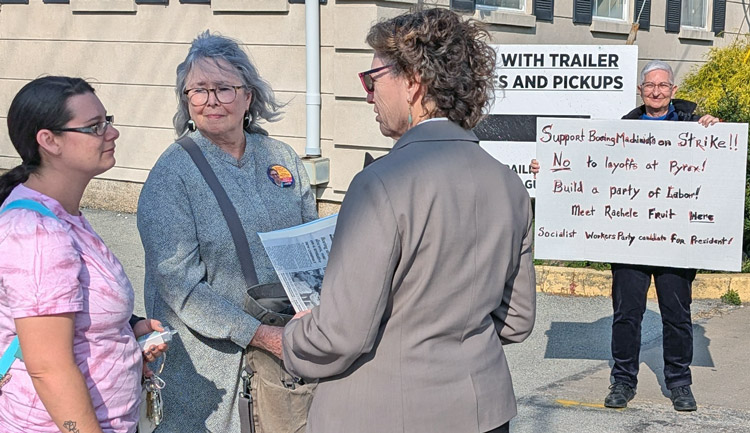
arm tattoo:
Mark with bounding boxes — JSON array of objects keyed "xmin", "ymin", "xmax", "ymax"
[{"xmin": 63, "ymin": 420, "xmax": 81, "ymax": 433}]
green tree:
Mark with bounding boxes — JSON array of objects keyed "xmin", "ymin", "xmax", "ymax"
[{"xmin": 678, "ymin": 37, "xmax": 750, "ymax": 258}]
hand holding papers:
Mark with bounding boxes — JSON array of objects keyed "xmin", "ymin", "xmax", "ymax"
[{"xmin": 258, "ymin": 214, "xmax": 338, "ymax": 313}]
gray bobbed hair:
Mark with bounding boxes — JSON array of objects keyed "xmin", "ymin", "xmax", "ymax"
[
  {"xmin": 639, "ymin": 60, "xmax": 675, "ymax": 85},
  {"xmin": 173, "ymin": 30, "xmax": 283, "ymax": 136}
]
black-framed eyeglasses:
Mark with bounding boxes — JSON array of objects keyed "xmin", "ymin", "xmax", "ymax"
[
  {"xmin": 52, "ymin": 115, "xmax": 114, "ymax": 137},
  {"xmin": 184, "ymin": 85, "xmax": 245, "ymax": 106},
  {"xmin": 358, "ymin": 65, "xmax": 394, "ymax": 95}
]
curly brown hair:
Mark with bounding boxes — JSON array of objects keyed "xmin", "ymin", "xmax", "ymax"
[{"xmin": 365, "ymin": 8, "xmax": 496, "ymax": 129}]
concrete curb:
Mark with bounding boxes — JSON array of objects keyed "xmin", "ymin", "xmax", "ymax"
[{"xmin": 535, "ymin": 265, "xmax": 749, "ymax": 300}]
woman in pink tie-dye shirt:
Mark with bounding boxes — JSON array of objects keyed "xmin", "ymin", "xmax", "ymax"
[{"xmin": 0, "ymin": 77, "xmax": 164, "ymax": 433}]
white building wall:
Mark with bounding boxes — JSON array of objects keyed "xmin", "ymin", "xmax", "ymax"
[{"xmin": 0, "ymin": 0, "xmax": 745, "ymax": 211}]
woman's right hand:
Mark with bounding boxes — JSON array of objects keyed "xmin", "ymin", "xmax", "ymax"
[{"xmin": 293, "ymin": 309, "xmax": 311, "ymax": 320}]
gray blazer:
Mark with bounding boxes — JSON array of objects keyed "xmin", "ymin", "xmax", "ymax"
[{"xmin": 283, "ymin": 119, "xmax": 536, "ymax": 433}]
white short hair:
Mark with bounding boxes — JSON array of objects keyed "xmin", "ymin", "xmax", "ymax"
[{"xmin": 640, "ymin": 60, "xmax": 674, "ymax": 84}]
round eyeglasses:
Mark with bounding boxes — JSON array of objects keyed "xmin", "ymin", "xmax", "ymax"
[
  {"xmin": 641, "ymin": 82, "xmax": 674, "ymax": 92},
  {"xmin": 52, "ymin": 115, "xmax": 114, "ymax": 137},
  {"xmin": 184, "ymin": 86, "xmax": 245, "ymax": 106}
]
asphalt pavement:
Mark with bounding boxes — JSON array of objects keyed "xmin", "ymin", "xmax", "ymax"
[{"xmin": 84, "ymin": 207, "xmax": 750, "ymax": 433}]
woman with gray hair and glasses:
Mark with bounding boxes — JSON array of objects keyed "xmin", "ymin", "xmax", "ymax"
[{"xmin": 137, "ymin": 31, "xmax": 317, "ymax": 432}]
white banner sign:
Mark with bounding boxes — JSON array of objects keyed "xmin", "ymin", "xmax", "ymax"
[
  {"xmin": 534, "ymin": 118, "xmax": 748, "ymax": 271},
  {"xmin": 478, "ymin": 45, "xmax": 639, "ymax": 196},
  {"xmin": 489, "ymin": 45, "xmax": 638, "ymax": 118}
]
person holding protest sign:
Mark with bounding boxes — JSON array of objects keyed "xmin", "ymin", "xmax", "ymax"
[
  {"xmin": 283, "ymin": 8, "xmax": 536, "ymax": 433},
  {"xmin": 606, "ymin": 60, "xmax": 717, "ymax": 412},
  {"xmin": 531, "ymin": 60, "xmax": 719, "ymax": 412}
]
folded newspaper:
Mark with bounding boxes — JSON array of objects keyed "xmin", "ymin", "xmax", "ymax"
[{"xmin": 258, "ymin": 214, "xmax": 338, "ymax": 312}]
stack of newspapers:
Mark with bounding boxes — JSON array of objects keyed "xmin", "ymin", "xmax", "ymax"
[{"xmin": 258, "ymin": 214, "xmax": 338, "ymax": 313}]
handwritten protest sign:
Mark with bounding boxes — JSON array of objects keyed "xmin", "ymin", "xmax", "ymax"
[
  {"xmin": 478, "ymin": 45, "xmax": 638, "ymax": 196},
  {"xmin": 534, "ymin": 118, "xmax": 748, "ymax": 271}
]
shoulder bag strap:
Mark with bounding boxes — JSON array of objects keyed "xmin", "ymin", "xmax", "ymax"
[
  {"xmin": 0, "ymin": 337, "xmax": 21, "ymax": 384},
  {"xmin": 176, "ymin": 137, "xmax": 261, "ymax": 433},
  {"xmin": 176, "ymin": 136, "xmax": 259, "ymax": 288},
  {"xmin": 0, "ymin": 200, "xmax": 60, "ymax": 382},
  {"xmin": 2, "ymin": 199, "xmax": 59, "ymax": 219}
]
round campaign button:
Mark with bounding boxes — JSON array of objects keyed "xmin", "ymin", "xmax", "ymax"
[{"xmin": 267, "ymin": 164, "xmax": 295, "ymax": 188}]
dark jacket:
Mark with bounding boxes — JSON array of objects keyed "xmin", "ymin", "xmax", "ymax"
[
  {"xmin": 620, "ymin": 98, "xmax": 700, "ymax": 275},
  {"xmin": 621, "ymin": 98, "xmax": 701, "ymax": 121}
]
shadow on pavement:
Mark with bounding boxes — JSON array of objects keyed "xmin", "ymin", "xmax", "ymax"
[{"xmin": 543, "ymin": 311, "xmax": 713, "ymax": 396}]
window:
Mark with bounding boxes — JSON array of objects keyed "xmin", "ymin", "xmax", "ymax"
[
  {"xmin": 681, "ymin": 0, "xmax": 707, "ymax": 28},
  {"xmin": 667, "ymin": 0, "xmax": 725, "ymax": 35},
  {"xmin": 477, "ymin": 0, "xmax": 524, "ymax": 12},
  {"xmin": 593, "ymin": 0, "xmax": 627, "ymax": 20},
  {"xmin": 475, "ymin": 0, "xmax": 542, "ymax": 26}
]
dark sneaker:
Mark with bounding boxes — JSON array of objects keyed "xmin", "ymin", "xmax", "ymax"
[
  {"xmin": 670, "ymin": 385, "xmax": 697, "ymax": 411},
  {"xmin": 604, "ymin": 382, "xmax": 636, "ymax": 408}
]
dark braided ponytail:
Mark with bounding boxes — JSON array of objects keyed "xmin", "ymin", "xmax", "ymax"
[{"xmin": 0, "ymin": 76, "xmax": 94, "ymax": 203}]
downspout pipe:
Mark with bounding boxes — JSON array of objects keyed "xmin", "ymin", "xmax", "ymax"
[{"xmin": 305, "ymin": 0, "xmax": 322, "ymax": 157}]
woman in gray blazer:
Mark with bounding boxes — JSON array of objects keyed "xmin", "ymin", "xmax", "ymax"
[{"xmin": 283, "ymin": 8, "xmax": 536, "ymax": 433}]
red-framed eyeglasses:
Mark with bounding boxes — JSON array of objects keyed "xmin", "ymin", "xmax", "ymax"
[{"xmin": 358, "ymin": 64, "xmax": 394, "ymax": 95}]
